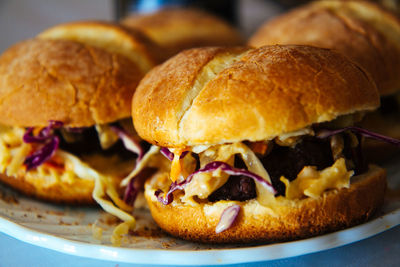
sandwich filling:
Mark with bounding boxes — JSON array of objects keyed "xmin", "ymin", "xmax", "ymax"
[
  {"xmin": 0, "ymin": 119, "xmax": 148, "ymax": 245},
  {"xmin": 125, "ymin": 114, "xmax": 373, "ymax": 207},
  {"xmin": 149, "ymin": 128, "xmax": 360, "ymax": 207}
]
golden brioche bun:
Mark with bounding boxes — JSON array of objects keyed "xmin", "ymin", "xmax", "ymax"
[
  {"xmin": 0, "ymin": 21, "xmax": 155, "ymax": 204},
  {"xmin": 121, "ymin": 8, "xmax": 244, "ymax": 62},
  {"xmin": 0, "ymin": 172, "xmax": 94, "ymax": 204},
  {"xmin": 132, "ymin": 45, "xmax": 379, "ymax": 147},
  {"xmin": 38, "ymin": 21, "xmax": 158, "ymax": 73},
  {"xmin": 0, "ymin": 20, "xmax": 159, "ymax": 128},
  {"xmin": 248, "ymin": 0, "xmax": 400, "ymax": 96},
  {"xmin": 0, "ymin": 39, "xmax": 142, "ymax": 127},
  {"xmin": 145, "ymin": 165, "xmax": 386, "ymax": 243}
]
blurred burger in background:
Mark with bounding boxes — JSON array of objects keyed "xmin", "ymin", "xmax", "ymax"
[
  {"xmin": 249, "ymin": 0, "xmax": 400, "ymax": 161},
  {"xmin": 121, "ymin": 7, "xmax": 244, "ymax": 62}
]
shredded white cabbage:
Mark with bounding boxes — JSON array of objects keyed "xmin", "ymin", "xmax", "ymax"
[
  {"xmin": 95, "ymin": 124, "xmax": 119, "ymax": 150},
  {"xmin": 278, "ymin": 128, "xmax": 314, "ymax": 141},
  {"xmin": 120, "ymin": 145, "xmax": 160, "ymax": 187},
  {"xmin": 191, "ymin": 144, "xmax": 211, "ymax": 154},
  {"xmin": 6, "ymin": 143, "xmax": 31, "ymax": 177},
  {"xmin": 56, "ymin": 150, "xmax": 137, "ymax": 243}
]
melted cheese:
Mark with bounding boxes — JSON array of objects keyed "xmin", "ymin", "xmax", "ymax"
[
  {"xmin": 170, "ymin": 152, "xmax": 182, "ymax": 182},
  {"xmin": 281, "ymin": 158, "xmax": 353, "ymax": 200}
]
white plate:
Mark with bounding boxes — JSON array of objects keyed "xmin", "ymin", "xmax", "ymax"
[{"xmin": 0, "ymin": 156, "xmax": 399, "ymax": 265}]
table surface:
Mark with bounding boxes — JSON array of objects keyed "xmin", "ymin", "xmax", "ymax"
[{"xmin": 0, "ymin": 225, "xmax": 399, "ymax": 267}]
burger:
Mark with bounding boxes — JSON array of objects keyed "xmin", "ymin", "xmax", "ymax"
[
  {"xmin": 129, "ymin": 45, "xmax": 388, "ymax": 243},
  {"xmin": 248, "ymin": 0, "xmax": 400, "ymax": 158},
  {"xmin": 0, "ymin": 21, "xmax": 158, "ymax": 240},
  {"xmin": 121, "ymin": 7, "xmax": 244, "ymax": 62},
  {"xmin": 249, "ymin": 0, "xmax": 400, "ymax": 96}
]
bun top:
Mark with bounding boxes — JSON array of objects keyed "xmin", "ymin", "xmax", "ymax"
[
  {"xmin": 249, "ymin": 0, "xmax": 400, "ymax": 96},
  {"xmin": 38, "ymin": 21, "xmax": 158, "ymax": 72},
  {"xmin": 121, "ymin": 8, "xmax": 244, "ymax": 62},
  {"xmin": 0, "ymin": 21, "xmax": 158, "ymax": 127},
  {"xmin": 132, "ymin": 45, "xmax": 380, "ymax": 148}
]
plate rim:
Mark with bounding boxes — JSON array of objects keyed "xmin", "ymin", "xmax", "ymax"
[{"xmin": 0, "ymin": 208, "xmax": 399, "ymax": 265}]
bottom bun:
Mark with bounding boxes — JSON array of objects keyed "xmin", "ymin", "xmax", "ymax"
[
  {"xmin": 0, "ymin": 173, "xmax": 94, "ymax": 204},
  {"xmin": 145, "ymin": 165, "xmax": 386, "ymax": 243}
]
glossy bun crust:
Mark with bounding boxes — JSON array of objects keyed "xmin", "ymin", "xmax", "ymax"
[
  {"xmin": 0, "ymin": 21, "xmax": 157, "ymax": 127},
  {"xmin": 249, "ymin": 0, "xmax": 400, "ymax": 96},
  {"xmin": 145, "ymin": 166, "xmax": 386, "ymax": 243},
  {"xmin": 0, "ymin": 21, "xmax": 156, "ymax": 204},
  {"xmin": 121, "ymin": 8, "xmax": 244, "ymax": 62},
  {"xmin": 38, "ymin": 21, "xmax": 158, "ymax": 72},
  {"xmin": 132, "ymin": 45, "xmax": 379, "ymax": 147}
]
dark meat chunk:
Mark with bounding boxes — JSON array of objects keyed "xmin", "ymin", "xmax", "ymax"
[
  {"xmin": 56, "ymin": 126, "xmax": 142, "ymax": 160},
  {"xmin": 208, "ymin": 175, "xmax": 256, "ymax": 202},
  {"xmin": 208, "ymin": 156, "xmax": 256, "ymax": 202},
  {"xmin": 57, "ymin": 127, "xmax": 101, "ymax": 155},
  {"xmin": 208, "ymin": 137, "xmax": 334, "ymax": 201},
  {"xmin": 261, "ymin": 136, "xmax": 333, "ymax": 196}
]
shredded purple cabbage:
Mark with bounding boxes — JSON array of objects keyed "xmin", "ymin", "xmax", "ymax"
[
  {"xmin": 24, "ymin": 136, "xmax": 60, "ymax": 170},
  {"xmin": 160, "ymin": 147, "xmax": 174, "ymax": 161},
  {"xmin": 111, "ymin": 126, "xmax": 162, "ymax": 206},
  {"xmin": 23, "ymin": 121, "xmax": 63, "ymax": 170},
  {"xmin": 160, "ymin": 147, "xmax": 189, "ymax": 161},
  {"xmin": 23, "ymin": 120, "xmax": 63, "ymax": 143},
  {"xmin": 110, "ymin": 125, "xmax": 143, "ymax": 161},
  {"xmin": 155, "ymin": 182, "xmax": 186, "ymax": 205},
  {"xmin": 123, "ymin": 177, "xmax": 139, "ymax": 206},
  {"xmin": 317, "ymin": 126, "xmax": 400, "ymax": 147},
  {"xmin": 124, "ymin": 167, "xmax": 157, "ymax": 205},
  {"xmin": 155, "ymin": 161, "xmax": 276, "ymax": 205},
  {"xmin": 215, "ymin": 205, "xmax": 241, "ymax": 234}
]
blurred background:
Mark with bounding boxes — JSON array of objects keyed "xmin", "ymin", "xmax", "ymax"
[
  {"xmin": 1, "ymin": 0, "xmax": 398, "ymax": 53},
  {"xmin": 0, "ymin": 0, "xmax": 302, "ymax": 53},
  {"xmin": 0, "ymin": 0, "xmax": 113, "ymax": 53}
]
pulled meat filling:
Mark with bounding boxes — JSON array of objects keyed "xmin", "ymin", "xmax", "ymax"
[
  {"xmin": 209, "ymin": 156, "xmax": 256, "ymax": 202},
  {"xmin": 55, "ymin": 126, "xmax": 145, "ymax": 160},
  {"xmin": 208, "ymin": 176, "xmax": 256, "ymax": 202},
  {"xmin": 208, "ymin": 133, "xmax": 365, "ymax": 202}
]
